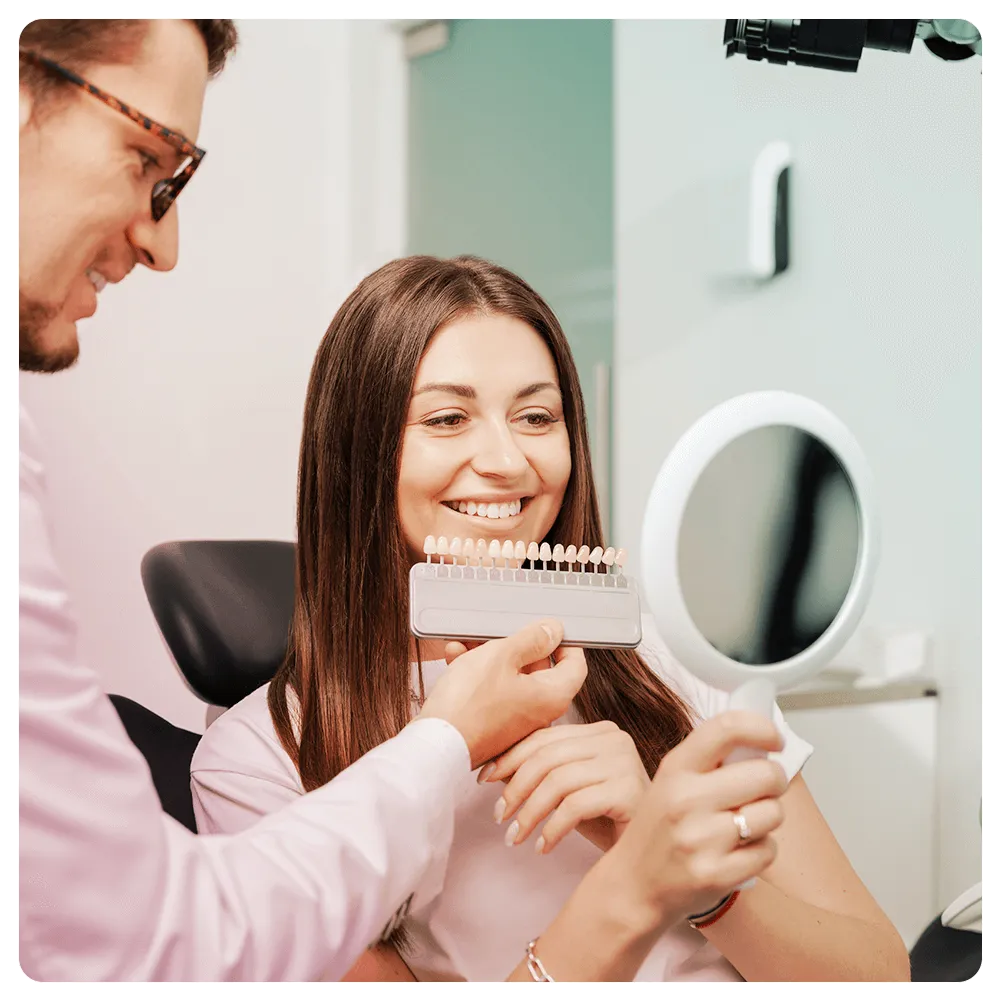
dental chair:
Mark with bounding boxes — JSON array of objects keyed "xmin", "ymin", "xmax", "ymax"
[{"xmin": 110, "ymin": 540, "xmax": 296, "ymax": 832}]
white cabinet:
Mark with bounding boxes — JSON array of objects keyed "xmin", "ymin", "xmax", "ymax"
[{"xmin": 781, "ymin": 693, "xmax": 938, "ymax": 949}]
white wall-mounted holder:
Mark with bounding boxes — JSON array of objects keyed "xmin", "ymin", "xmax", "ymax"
[
  {"xmin": 393, "ymin": 20, "xmax": 450, "ymax": 59},
  {"xmin": 749, "ymin": 140, "xmax": 792, "ymax": 279}
]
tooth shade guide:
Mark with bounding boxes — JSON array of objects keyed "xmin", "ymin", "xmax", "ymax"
[
  {"xmin": 589, "ymin": 546, "xmax": 603, "ymax": 572},
  {"xmin": 409, "ymin": 547, "xmax": 641, "ymax": 648},
  {"xmin": 602, "ymin": 547, "xmax": 616, "ymax": 572},
  {"xmin": 424, "ymin": 535, "xmax": 436, "ymax": 562},
  {"xmin": 514, "ymin": 539, "xmax": 527, "ymax": 566},
  {"xmin": 463, "ymin": 538, "xmax": 475, "ymax": 564}
]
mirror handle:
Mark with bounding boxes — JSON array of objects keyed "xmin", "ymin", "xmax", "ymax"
[{"xmin": 724, "ymin": 678, "xmax": 778, "ymax": 888}]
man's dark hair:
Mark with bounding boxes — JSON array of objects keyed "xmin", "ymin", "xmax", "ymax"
[{"xmin": 19, "ymin": 19, "xmax": 238, "ymax": 95}]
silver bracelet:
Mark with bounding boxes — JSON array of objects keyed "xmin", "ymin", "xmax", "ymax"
[{"xmin": 526, "ymin": 938, "xmax": 555, "ymax": 981}]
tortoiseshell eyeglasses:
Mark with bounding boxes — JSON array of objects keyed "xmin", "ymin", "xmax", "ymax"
[{"xmin": 20, "ymin": 49, "xmax": 206, "ymax": 222}]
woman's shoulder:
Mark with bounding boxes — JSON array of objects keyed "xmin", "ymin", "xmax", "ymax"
[
  {"xmin": 636, "ymin": 613, "xmax": 724, "ymax": 723},
  {"xmin": 190, "ymin": 681, "xmax": 301, "ymax": 788},
  {"xmin": 636, "ymin": 613, "xmax": 814, "ymax": 780}
]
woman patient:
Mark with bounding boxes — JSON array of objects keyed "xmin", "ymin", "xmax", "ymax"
[{"xmin": 191, "ymin": 255, "xmax": 908, "ymax": 981}]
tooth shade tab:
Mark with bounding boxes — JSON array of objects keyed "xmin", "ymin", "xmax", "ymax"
[
  {"xmin": 488, "ymin": 539, "xmax": 501, "ymax": 561},
  {"xmin": 501, "ymin": 539, "xmax": 514, "ymax": 561},
  {"xmin": 476, "ymin": 538, "xmax": 489, "ymax": 564},
  {"xmin": 527, "ymin": 542, "xmax": 540, "ymax": 563},
  {"xmin": 424, "ymin": 535, "xmax": 436, "ymax": 561},
  {"xmin": 602, "ymin": 546, "xmax": 616, "ymax": 567},
  {"xmin": 514, "ymin": 540, "xmax": 527, "ymax": 562},
  {"xmin": 450, "ymin": 537, "xmax": 463, "ymax": 559},
  {"xmin": 552, "ymin": 544, "xmax": 565, "ymax": 565},
  {"xmin": 577, "ymin": 545, "xmax": 591, "ymax": 568},
  {"xmin": 590, "ymin": 546, "xmax": 603, "ymax": 568},
  {"xmin": 564, "ymin": 544, "xmax": 577, "ymax": 567},
  {"xmin": 463, "ymin": 538, "xmax": 476, "ymax": 560},
  {"xmin": 539, "ymin": 543, "xmax": 552, "ymax": 564},
  {"xmin": 615, "ymin": 548, "xmax": 627, "ymax": 569}
]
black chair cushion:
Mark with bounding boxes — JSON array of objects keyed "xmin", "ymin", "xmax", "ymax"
[
  {"xmin": 140, "ymin": 540, "xmax": 295, "ymax": 708},
  {"xmin": 909, "ymin": 916, "xmax": 982, "ymax": 982}
]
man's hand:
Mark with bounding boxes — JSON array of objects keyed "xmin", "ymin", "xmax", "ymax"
[{"xmin": 416, "ymin": 620, "xmax": 587, "ymax": 769}]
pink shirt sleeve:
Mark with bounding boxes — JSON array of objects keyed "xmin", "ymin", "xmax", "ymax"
[{"xmin": 19, "ymin": 407, "xmax": 470, "ymax": 982}]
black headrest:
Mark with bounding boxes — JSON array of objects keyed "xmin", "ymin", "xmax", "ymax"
[{"xmin": 140, "ymin": 540, "xmax": 296, "ymax": 708}]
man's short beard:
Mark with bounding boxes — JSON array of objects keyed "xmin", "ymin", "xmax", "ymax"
[{"xmin": 19, "ymin": 294, "xmax": 78, "ymax": 373}]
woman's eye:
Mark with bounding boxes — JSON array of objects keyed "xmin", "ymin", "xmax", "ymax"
[
  {"xmin": 423, "ymin": 413, "xmax": 466, "ymax": 428},
  {"xmin": 518, "ymin": 412, "xmax": 557, "ymax": 428}
]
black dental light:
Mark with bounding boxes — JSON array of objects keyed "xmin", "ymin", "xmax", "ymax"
[{"xmin": 723, "ymin": 19, "xmax": 981, "ymax": 73}]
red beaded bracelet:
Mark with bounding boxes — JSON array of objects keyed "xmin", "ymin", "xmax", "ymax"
[{"xmin": 688, "ymin": 890, "xmax": 741, "ymax": 930}]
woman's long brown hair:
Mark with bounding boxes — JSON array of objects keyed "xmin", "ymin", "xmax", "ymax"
[{"xmin": 269, "ymin": 255, "xmax": 694, "ymax": 795}]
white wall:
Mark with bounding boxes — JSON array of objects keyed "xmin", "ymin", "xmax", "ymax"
[
  {"xmin": 19, "ymin": 19, "xmax": 407, "ymax": 733},
  {"xmin": 613, "ymin": 21, "xmax": 980, "ymax": 925}
]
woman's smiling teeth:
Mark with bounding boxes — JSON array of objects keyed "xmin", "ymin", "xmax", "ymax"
[{"xmin": 443, "ymin": 498, "xmax": 526, "ymax": 520}]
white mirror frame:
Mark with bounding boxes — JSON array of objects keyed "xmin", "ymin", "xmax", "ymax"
[{"xmin": 640, "ymin": 390, "xmax": 880, "ymax": 693}]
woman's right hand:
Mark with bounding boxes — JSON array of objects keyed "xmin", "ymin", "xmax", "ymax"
[{"xmin": 606, "ymin": 710, "xmax": 790, "ymax": 925}]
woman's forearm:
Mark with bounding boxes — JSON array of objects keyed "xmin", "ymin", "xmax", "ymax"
[
  {"xmin": 506, "ymin": 852, "xmax": 668, "ymax": 982},
  {"xmin": 701, "ymin": 877, "xmax": 910, "ymax": 982}
]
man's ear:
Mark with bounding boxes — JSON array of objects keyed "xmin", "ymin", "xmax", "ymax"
[{"xmin": 20, "ymin": 86, "xmax": 33, "ymax": 130}]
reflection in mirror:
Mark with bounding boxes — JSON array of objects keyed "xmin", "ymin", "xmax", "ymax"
[{"xmin": 677, "ymin": 426, "xmax": 860, "ymax": 665}]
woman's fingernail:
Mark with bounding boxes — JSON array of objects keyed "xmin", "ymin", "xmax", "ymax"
[
  {"xmin": 494, "ymin": 797, "xmax": 506, "ymax": 824},
  {"xmin": 534, "ymin": 836, "xmax": 546, "ymax": 855},
  {"xmin": 505, "ymin": 820, "xmax": 520, "ymax": 847},
  {"xmin": 478, "ymin": 763, "xmax": 496, "ymax": 784}
]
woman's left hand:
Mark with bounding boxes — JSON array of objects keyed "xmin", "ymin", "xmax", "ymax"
[{"xmin": 481, "ymin": 721, "xmax": 651, "ymax": 854}]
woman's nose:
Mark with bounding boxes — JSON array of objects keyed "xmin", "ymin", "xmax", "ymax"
[{"xmin": 470, "ymin": 420, "xmax": 530, "ymax": 478}]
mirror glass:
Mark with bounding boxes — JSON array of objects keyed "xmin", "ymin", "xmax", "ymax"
[{"xmin": 677, "ymin": 425, "xmax": 860, "ymax": 666}]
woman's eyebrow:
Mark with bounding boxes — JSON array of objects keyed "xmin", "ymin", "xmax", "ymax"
[
  {"xmin": 412, "ymin": 381, "xmax": 559, "ymax": 400},
  {"xmin": 412, "ymin": 382, "xmax": 476, "ymax": 398}
]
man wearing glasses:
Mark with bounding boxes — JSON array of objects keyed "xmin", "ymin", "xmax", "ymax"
[{"xmin": 19, "ymin": 19, "xmax": 589, "ymax": 981}]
